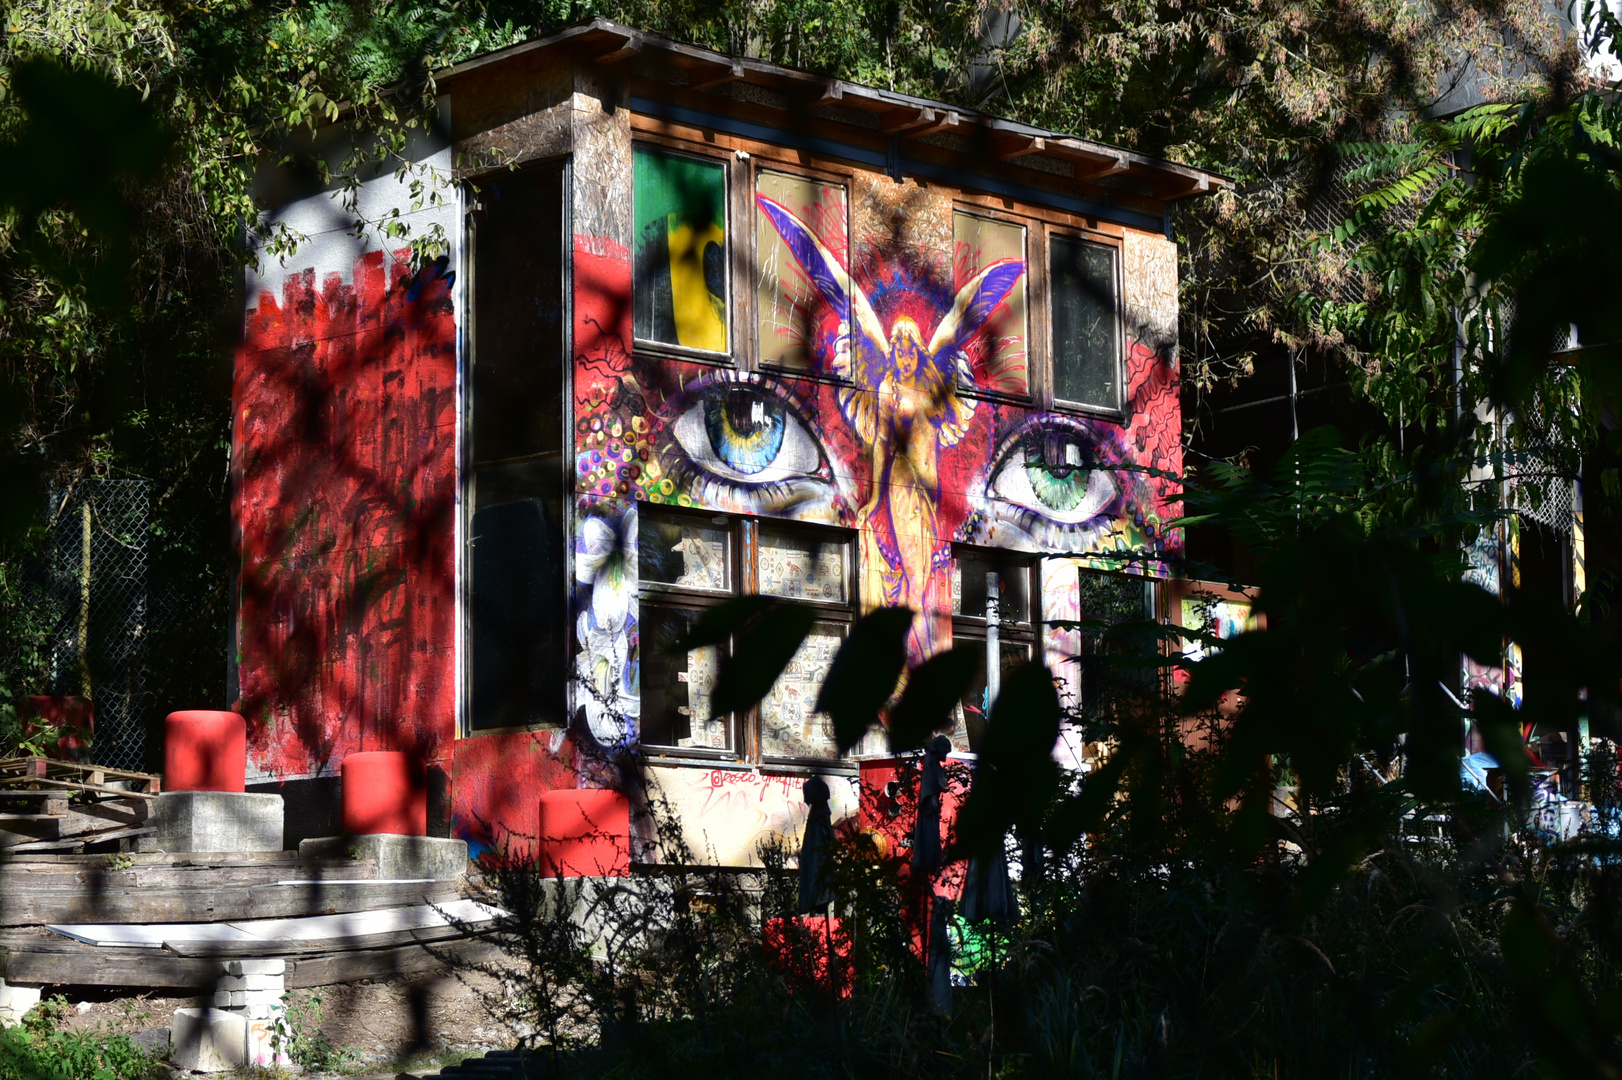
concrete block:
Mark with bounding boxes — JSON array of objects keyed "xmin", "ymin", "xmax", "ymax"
[
  {"xmin": 299, "ymin": 833, "xmax": 468, "ymax": 881},
  {"xmin": 242, "ymin": 974, "xmax": 280, "ymax": 990},
  {"xmin": 228, "ymin": 958, "xmax": 285, "ymax": 976},
  {"xmin": 214, "ymin": 976, "xmax": 245, "ymax": 992},
  {"xmin": 171, "ymin": 1007, "xmax": 247, "ymax": 1072},
  {"xmin": 152, "ymin": 791, "xmax": 284, "ymax": 854},
  {"xmin": 244, "ymin": 1012, "xmax": 290, "ymax": 1068},
  {"xmin": 0, "ymin": 980, "xmax": 40, "ymax": 1027},
  {"xmin": 208, "ymin": 992, "xmax": 231, "ymax": 1008}
]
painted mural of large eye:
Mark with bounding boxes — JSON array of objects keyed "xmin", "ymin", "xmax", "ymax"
[
  {"xmin": 983, "ymin": 418, "xmax": 1126, "ymax": 548},
  {"xmin": 669, "ymin": 377, "xmax": 831, "ymax": 500},
  {"xmin": 992, "ymin": 438, "xmax": 1117, "ymax": 522}
]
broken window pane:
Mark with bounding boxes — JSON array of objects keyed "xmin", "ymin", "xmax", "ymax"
[
  {"xmin": 951, "ymin": 551, "xmax": 1031, "ymax": 624},
  {"xmin": 639, "ymin": 510, "xmax": 731, "ymax": 593},
  {"xmin": 640, "ymin": 604, "xmax": 729, "ymax": 751}
]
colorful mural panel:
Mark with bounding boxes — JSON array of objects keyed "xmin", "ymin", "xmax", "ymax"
[
  {"xmin": 571, "ymin": 157, "xmax": 1183, "ymax": 775},
  {"xmin": 952, "ymin": 210, "xmax": 1029, "ymax": 396},
  {"xmin": 633, "ymin": 147, "xmax": 728, "ymax": 351},
  {"xmin": 757, "ymin": 170, "xmax": 849, "ymax": 372},
  {"xmin": 235, "ymin": 249, "xmax": 457, "ymax": 786}
]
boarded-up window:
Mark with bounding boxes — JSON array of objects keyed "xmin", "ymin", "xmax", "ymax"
[
  {"xmin": 634, "ymin": 147, "xmax": 729, "ymax": 352},
  {"xmin": 953, "ymin": 211, "xmax": 1029, "ymax": 396},
  {"xmin": 1050, "ymin": 235, "xmax": 1119, "ymax": 410},
  {"xmin": 756, "ymin": 170, "xmax": 849, "ymax": 372}
]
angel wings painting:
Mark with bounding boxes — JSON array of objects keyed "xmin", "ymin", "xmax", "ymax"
[{"xmin": 756, "ymin": 195, "xmax": 1026, "ymax": 658}]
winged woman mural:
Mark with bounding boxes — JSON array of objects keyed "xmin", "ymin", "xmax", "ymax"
[{"xmin": 756, "ymin": 195, "xmax": 1025, "ymax": 658}]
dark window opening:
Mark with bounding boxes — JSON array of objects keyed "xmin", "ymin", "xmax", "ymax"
[
  {"xmin": 1050, "ymin": 235, "xmax": 1120, "ymax": 411},
  {"xmin": 467, "ymin": 160, "xmax": 570, "ymax": 732}
]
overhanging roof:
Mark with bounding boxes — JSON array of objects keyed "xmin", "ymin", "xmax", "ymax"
[{"xmin": 436, "ymin": 18, "xmax": 1229, "ymax": 211}]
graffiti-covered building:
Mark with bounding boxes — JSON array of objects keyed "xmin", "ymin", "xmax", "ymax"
[{"xmin": 232, "ymin": 19, "xmax": 1228, "ymax": 863}]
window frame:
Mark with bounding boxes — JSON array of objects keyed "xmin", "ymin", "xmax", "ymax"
[
  {"xmin": 635, "ymin": 502, "xmax": 860, "ymax": 767},
  {"xmin": 752, "ymin": 162, "xmax": 855, "ymax": 384},
  {"xmin": 948, "ymin": 545, "xmax": 1042, "ymax": 752},
  {"xmin": 459, "ymin": 156, "xmax": 575, "ymax": 739},
  {"xmin": 630, "ymin": 140, "xmax": 738, "ymax": 365},
  {"xmin": 949, "ymin": 204, "xmax": 1038, "ymax": 407},
  {"xmin": 1045, "ymin": 226, "xmax": 1126, "ymax": 418}
]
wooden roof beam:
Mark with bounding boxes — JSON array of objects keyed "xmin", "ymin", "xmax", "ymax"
[
  {"xmin": 688, "ymin": 58, "xmax": 745, "ymax": 91},
  {"xmin": 593, "ymin": 29, "xmax": 641, "ymax": 65},
  {"xmin": 1075, "ymin": 153, "xmax": 1130, "ymax": 182},
  {"xmin": 994, "ymin": 133, "xmax": 1046, "ymax": 160},
  {"xmin": 880, "ymin": 106, "xmax": 937, "ymax": 134}
]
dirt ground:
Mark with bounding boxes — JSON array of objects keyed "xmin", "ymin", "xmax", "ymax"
[{"xmin": 53, "ymin": 969, "xmax": 517, "ymax": 1076}]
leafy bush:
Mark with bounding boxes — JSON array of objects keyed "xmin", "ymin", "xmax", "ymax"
[{"xmin": 0, "ymin": 996, "xmax": 161, "ymax": 1080}]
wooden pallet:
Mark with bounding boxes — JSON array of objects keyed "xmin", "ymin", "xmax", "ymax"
[
  {"xmin": 0, "ymin": 759, "xmax": 163, "ymax": 853},
  {"xmin": 0, "ymin": 757, "xmax": 161, "ymax": 799}
]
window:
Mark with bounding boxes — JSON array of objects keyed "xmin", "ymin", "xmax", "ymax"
[
  {"xmin": 953, "ymin": 210, "xmax": 1030, "ymax": 397},
  {"xmin": 949, "ymin": 548, "xmax": 1038, "ymax": 751},
  {"xmin": 1049, "ymin": 234, "xmax": 1121, "ymax": 411},
  {"xmin": 466, "ymin": 160, "xmax": 570, "ymax": 732},
  {"xmin": 1074, "ymin": 569, "xmax": 1156, "ymax": 719},
  {"xmin": 756, "ymin": 169, "xmax": 849, "ymax": 373},
  {"xmin": 633, "ymin": 147, "xmax": 730, "ymax": 354},
  {"xmin": 638, "ymin": 505, "xmax": 856, "ymax": 761}
]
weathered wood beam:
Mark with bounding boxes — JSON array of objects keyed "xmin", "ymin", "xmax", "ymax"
[
  {"xmin": 689, "ymin": 59, "xmax": 745, "ymax": 91},
  {"xmin": 593, "ymin": 30, "xmax": 641, "ymax": 64},
  {"xmin": 1076, "ymin": 153, "xmax": 1131, "ymax": 182},
  {"xmin": 994, "ymin": 133, "xmax": 1046, "ymax": 159},
  {"xmin": 880, "ymin": 106, "xmax": 937, "ymax": 134},
  {"xmin": 3, "ymin": 879, "xmax": 460, "ymax": 926}
]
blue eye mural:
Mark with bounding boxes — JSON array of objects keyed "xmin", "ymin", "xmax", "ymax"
[{"xmin": 662, "ymin": 373, "xmax": 839, "ymax": 515}]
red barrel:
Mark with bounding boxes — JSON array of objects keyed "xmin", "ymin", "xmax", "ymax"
[
  {"xmin": 536, "ymin": 788, "xmax": 630, "ymax": 877},
  {"xmin": 164, "ymin": 711, "xmax": 247, "ymax": 792},
  {"xmin": 341, "ymin": 751, "xmax": 426, "ymax": 836}
]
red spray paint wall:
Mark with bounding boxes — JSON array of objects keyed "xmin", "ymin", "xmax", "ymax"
[{"xmin": 233, "ymin": 248, "xmax": 458, "ymax": 798}]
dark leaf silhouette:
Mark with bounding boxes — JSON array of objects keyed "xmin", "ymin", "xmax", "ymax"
[
  {"xmin": 886, "ymin": 646, "xmax": 980, "ymax": 752},
  {"xmin": 816, "ymin": 605, "xmax": 913, "ymax": 754},
  {"xmin": 709, "ymin": 602, "xmax": 817, "ymax": 719}
]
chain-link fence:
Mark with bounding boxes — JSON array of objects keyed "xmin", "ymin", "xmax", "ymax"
[
  {"xmin": 0, "ymin": 478, "xmax": 230, "ymax": 774},
  {"xmin": 38, "ymin": 480, "xmax": 152, "ymax": 772}
]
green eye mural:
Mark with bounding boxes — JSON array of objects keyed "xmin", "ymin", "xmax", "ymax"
[{"xmin": 634, "ymin": 147, "xmax": 729, "ymax": 352}]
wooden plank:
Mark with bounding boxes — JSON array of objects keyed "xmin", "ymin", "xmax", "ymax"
[
  {"xmin": 0, "ymin": 931, "xmax": 502, "ymax": 990},
  {"xmin": 0, "ymin": 858, "xmax": 376, "ymax": 889},
  {"xmin": 6, "ymin": 827, "xmax": 154, "ymax": 854},
  {"xmin": 995, "ymin": 134, "xmax": 1046, "ymax": 160},
  {"xmin": 164, "ymin": 922, "xmax": 481, "ymax": 957},
  {"xmin": 1, "ymin": 777, "xmax": 159, "ymax": 800},
  {"xmin": 0, "ymin": 758, "xmax": 157, "ymax": 784},
  {"xmin": 286, "ymin": 936, "xmax": 503, "ymax": 988},
  {"xmin": 1, "ymin": 941, "xmax": 223, "ymax": 988},
  {"xmin": 2, "ymin": 879, "xmax": 459, "ymax": 926}
]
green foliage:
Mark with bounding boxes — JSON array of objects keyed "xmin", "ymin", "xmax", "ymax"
[
  {"xmin": 0, "ymin": 995, "xmax": 161, "ymax": 1080},
  {"xmin": 270, "ymin": 988, "xmax": 357, "ymax": 1073}
]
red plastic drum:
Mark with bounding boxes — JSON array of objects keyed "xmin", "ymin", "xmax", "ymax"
[
  {"xmin": 164, "ymin": 711, "xmax": 247, "ymax": 792},
  {"xmin": 340, "ymin": 751, "xmax": 426, "ymax": 836},
  {"xmin": 536, "ymin": 788, "xmax": 630, "ymax": 877}
]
